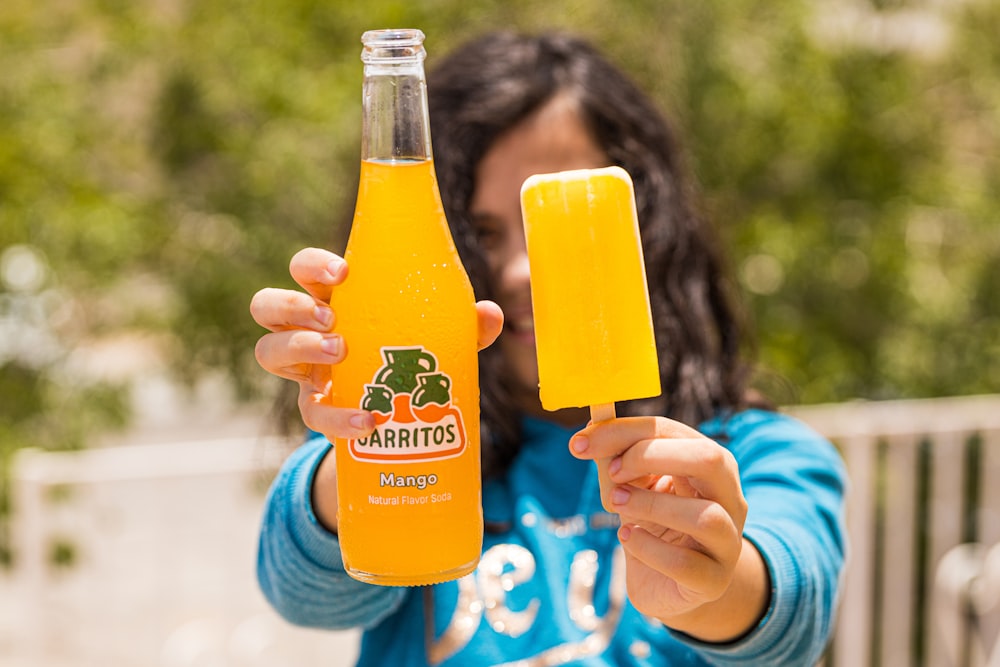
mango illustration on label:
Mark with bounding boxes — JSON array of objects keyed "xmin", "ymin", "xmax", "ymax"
[{"xmin": 350, "ymin": 346, "xmax": 467, "ymax": 462}]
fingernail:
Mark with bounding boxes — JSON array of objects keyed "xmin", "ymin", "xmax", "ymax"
[
  {"xmin": 608, "ymin": 456, "xmax": 622, "ymax": 475},
  {"xmin": 618, "ymin": 525, "xmax": 632, "ymax": 542},
  {"xmin": 570, "ymin": 436, "xmax": 589, "ymax": 454},
  {"xmin": 314, "ymin": 306, "xmax": 334, "ymax": 329},
  {"xmin": 349, "ymin": 412, "xmax": 372, "ymax": 430},
  {"xmin": 320, "ymin": 335, "xmax": 341, "ymax": 356},
  {"xmin": 325, "ymin": 259, "xmax": 346, "ymax": 282},
  {"xmin": 611, "ymin": 486, "xmax": 631, "ymax": 506}
]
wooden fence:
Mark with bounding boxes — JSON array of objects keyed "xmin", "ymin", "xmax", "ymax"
[
  {"xmin": 791, "ymin": 395, "xmax": 1000, "ymax": 667},
  {"xmin": 3, "ymin": 394, "xmax": 1000, "ymax": 666}
]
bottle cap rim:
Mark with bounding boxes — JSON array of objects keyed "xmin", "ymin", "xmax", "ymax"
[{"xmin": 361, "ymin": 29, "xmax": 426, "ymax": 64}]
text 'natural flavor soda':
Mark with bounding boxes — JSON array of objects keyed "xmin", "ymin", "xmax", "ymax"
[{"xmin": 328, "ymin": 29, "xmax": 483, "ymax": 586}]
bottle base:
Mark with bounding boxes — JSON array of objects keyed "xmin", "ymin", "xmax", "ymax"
[{"xmin": 345, "ymin": 558, "xmax": 478, "ymax": 587}]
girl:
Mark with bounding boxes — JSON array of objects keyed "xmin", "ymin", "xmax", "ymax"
[{"xmin": 251, "ymin": 31, "xmax": 847, "ymax": 666}]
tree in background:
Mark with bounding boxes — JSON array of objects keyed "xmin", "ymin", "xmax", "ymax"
[{"xmin": 1, "ymin": 1, "xmax": 998, "ymax": 558}]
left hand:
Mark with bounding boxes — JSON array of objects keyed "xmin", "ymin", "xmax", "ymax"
[{"xmin": 569, "ymin": 416, "xmax": 765, "ymax": 640}]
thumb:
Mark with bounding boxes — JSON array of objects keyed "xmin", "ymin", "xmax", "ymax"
[{"xmin": 476, "ymin": 300, "xmax": 504, "ymax": 351}]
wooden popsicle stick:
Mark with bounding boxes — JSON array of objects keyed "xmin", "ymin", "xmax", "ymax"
[{"xmin": 590, "ymin": 402, "xmax": 617, "ymax": 513}]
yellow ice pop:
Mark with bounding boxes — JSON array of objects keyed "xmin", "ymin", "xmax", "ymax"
[
  {"xmin": 521, "ymin": 166, "xmax": 661, "ymax": 510},
  {"xmin": 521, "ymin": 165, "xmax": 660, "ymax": 410}
]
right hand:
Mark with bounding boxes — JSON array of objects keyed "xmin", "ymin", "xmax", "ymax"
[
  {"xmin": 251, "ymin": 247, "xmax": 503, "ymax": 532},
  {"xmin": 251, "ymin": 247, "xmax": 504, "ymax": 441}
]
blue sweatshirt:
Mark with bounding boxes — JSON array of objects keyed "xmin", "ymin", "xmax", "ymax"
[{"xmin": 257, "ymin": 409, "xmax": 847, "ymax": 666}]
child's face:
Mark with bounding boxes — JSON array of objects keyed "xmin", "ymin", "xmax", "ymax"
[{"xmin": 469, "ymin": 96, "xmax": 608, "ymax": 425}]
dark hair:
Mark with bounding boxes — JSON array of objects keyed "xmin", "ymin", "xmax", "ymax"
[{"xmin": 427, "ymin": 31, "xmax": 759, "ymax": 479}]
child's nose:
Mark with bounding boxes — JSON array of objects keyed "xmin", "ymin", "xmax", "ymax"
[{"xmin": 502, "ymin": 231, "xmax": 531, "ymax": 287}]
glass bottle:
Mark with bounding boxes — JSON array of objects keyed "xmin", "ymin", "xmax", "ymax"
[{"xmin": 328, "ymin": 29, "xmax": 483, "ymax": 586}]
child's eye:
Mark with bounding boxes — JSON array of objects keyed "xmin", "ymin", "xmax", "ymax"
[{"xmin": 471, "ymin": 216, "xmax": 504, "ymax": 251}]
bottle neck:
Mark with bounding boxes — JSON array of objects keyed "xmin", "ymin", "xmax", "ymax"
[{"xmin": 360, "ymin": 49, "xmax": 432, "ymax": 162}]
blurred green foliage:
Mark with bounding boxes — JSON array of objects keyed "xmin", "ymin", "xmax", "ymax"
[{"xmin": 0, "ymin": 0, "xmax": 998, "ymax": 482}]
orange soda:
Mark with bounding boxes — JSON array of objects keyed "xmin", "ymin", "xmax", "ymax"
[{"xmin": 328, "ymin": 30, "xmax": 482, "ymax": 586}]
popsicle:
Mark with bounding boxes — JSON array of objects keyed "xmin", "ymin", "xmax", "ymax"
[{"xmin": 520, "ymin": 166, "xmax": 661, "ymax": 511}]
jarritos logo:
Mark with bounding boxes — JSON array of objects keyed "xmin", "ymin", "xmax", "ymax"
[{"xmin": 349, "ymin": 346, "xmax": 467, "ymax": 463}]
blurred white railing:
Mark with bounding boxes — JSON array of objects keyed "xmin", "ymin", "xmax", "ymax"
[
  {"xmin": 3, "ymin": 436, "xmax": 360, "ymax": 667},
  {"xmin": 3, "ymin": 395, "xmax": 999, "ymax": 666},
  {"xmin": 790, "ymin": 395, "xmax": 1000, "ymax": 667}
]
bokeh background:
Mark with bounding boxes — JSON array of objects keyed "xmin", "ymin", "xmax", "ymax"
[{"xmin": 1, "ymin": 0, "xmax": 999, "ymax": 664}]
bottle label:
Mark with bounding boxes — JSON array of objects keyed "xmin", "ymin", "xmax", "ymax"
[{"xmin": 349, "ymin": 346, "xmax": 467, "ymax": 463}]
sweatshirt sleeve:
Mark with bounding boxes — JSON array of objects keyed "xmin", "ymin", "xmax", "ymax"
[
  {"xmin": 671, "ymin": 410, "xmax": 848, "ymax": 666},
  {"xmin": 256, "ymin": 433, "xmax": 407, "ymax": 629}
]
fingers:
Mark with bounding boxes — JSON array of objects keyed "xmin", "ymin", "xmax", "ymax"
[
  {"xmin": 476, "ymin": 300, "xmax": 504, "ymax": 351},
  {"xmin": 289, "ymin": 247, "xmax": 348, "ymax": 301},
  {"xmin": 297, "ymin": 384, "xmax": 375, "ymax": 440},
  {"xmin": 574, "ymin": 415, "xmax": 748, "ymax": 606},
  {"xmin": 570, "ymin": 417, "xmax": 745, "ymax": 519},
  {"xmin": 251, "ymin": 246, "xmax": 493, "ymax": 444},
  {"xmin": 620, "ymin": 527, "xmax": 734, "ymax": 602},
  {"xmin": 615, "ymin": 437, "xmax": 744, "ymax": 520},
  {"xmin": 611, "ymin": 485, "xmax": 743, "ymax": 606},
  {"xmin": 250, "ymin": 248, "xmax": 345, "ymax": 332},
  {"xmin": 254, "ymin": 329, "xmax": 345, "ymax": 382},
  {"xmin": 255, "ymin": 330, "xmax": 374, "ymax": 441},
  {"xmin": 250, "ymin": 288, "xmax": 335, "ymax": 333},
  {"xmin": 610, "ymin": 485, "xmax": 742, "ymax": 566},
  {"xmin": 571, "ymin": 416, "xmax": 702, "ymax": 460}
]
